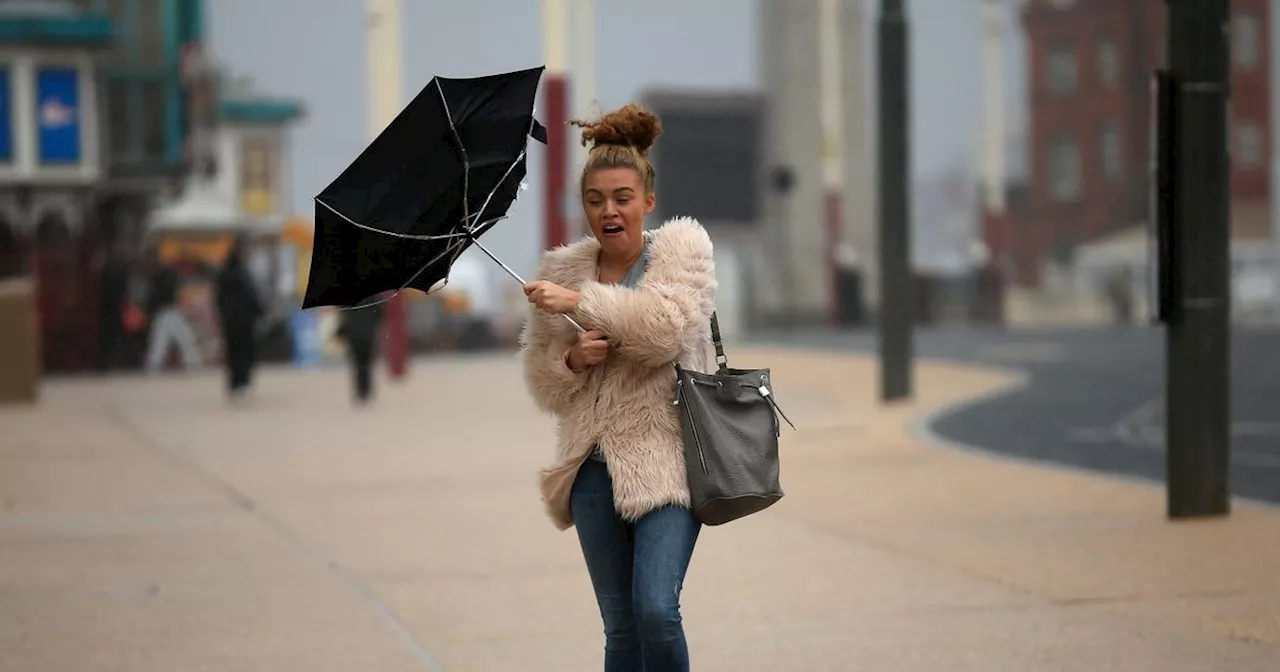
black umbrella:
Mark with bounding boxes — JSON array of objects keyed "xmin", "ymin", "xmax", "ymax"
[{"xmin": 301, "ymin": 65, "xmax": 582, "ymax": 328}]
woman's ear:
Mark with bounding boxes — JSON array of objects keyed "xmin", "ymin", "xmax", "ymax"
[{"xmin": 644, "ymin": 192, "xmax": 656, "ymax": 215}]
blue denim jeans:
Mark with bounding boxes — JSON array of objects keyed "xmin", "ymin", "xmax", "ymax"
[{"xmin": 570, "ymin": 458, "xmax": 701, "ymax": 672}]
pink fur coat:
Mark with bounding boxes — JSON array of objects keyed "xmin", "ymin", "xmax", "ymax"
[{"xmin": 520, "ymin": 217, "xmax": 717, "ymax": 530}]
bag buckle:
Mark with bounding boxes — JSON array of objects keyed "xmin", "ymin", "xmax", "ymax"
[{"xmin": 758, "ymin": 382, "xmax": 796, "ymax": 431}]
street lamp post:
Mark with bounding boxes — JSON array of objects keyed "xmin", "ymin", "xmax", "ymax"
[
  {"xmin": 820, "ymin": 0, "xmax": 845, "ymax": 326},
  {"xmin": 1270, "ymin": 0, "xmax": 1280, "ymax": 316},
  {"xmin": 877, "ymin": 0, "xmax": 913, "ymax": 402},
  {"xmin": 570, "ymin": 0, "xmax": 595, "ymax": 242},
  {"xmin": 366, "ymin": 0, "xmax": 408, "ymax": 380},
  {"xmin": 1163, "ymin": 0, "xmax": 1231, "ymax": 518},
  {"xmin": 542, "ymin": 0, "xmax": 570, "ymax": 250}
]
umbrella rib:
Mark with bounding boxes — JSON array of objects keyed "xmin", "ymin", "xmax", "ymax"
[
  {"xmin": 434, "ymin": 80, "xmax": 472, "ymax": 234},
  {"xmin": 440, "ymin": 104, "xmax": 584, "ymax": 332},
  {"xmin": 333, "ymin": 235, "xmax": 470, "ymax": 312},
  {"xmin": 462, "ymin": 148, "xmax": 527, "ymax": 238},
  {"xmin": 432, "ymin": 81, "xmax": 535, "ymax": 238},
  {"xmin": 314, "ymin": 197, "xmax": 475, "ymax": 241}
]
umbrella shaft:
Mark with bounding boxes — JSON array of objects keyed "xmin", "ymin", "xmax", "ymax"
[{"xmin": 468, "ymin": 237, "xmax": 586, "ymax": 332}]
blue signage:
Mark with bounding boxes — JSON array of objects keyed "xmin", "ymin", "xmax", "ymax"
[
  {"xmin": 36, "ymin": 67, "xmax": 81, "ymax": 164},
  {"xmin": 0, "ymin": 68, "xmax": 11, "ymax": 163}
]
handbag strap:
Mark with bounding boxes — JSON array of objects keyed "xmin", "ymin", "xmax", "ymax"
[{"xmin": 710, "ymin": 311, "xmax": 727, "ymax": 373}]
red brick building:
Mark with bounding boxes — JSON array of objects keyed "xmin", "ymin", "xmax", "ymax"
[{"xmin": 994, "ymin": 0, "xmax": 1270, "ymax": 286}]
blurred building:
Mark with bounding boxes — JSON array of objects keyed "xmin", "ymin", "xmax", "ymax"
[
  {"xmin": 0, "ymin": 1, "xmax": 117, "ymax": 372},
  {"xmin": 756, "ymin": 0, "xmax": 874, "ymax": 328},
  {"xmin": 0, "ymin": 0, "xmax": 302, "ymax": 372},
  {"xmin": 145, "ymin": 82, "xmax": 303, "ymax": 368},
  {"xmin": 994, "ymin": 0, "xmax": 1272, "ymax": 288},
  {"xmin": 641, "ymin": 89, "xmax": 762, "ymax": 338}
]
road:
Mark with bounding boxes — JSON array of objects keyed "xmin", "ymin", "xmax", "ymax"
[{"xmin": 755, "ymin": 325, "xmax": 1280, "ymax": 505}]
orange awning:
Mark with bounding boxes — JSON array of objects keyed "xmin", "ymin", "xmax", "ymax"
[{"xmin": 281, "ymin": 215, "xmax": 314, "ymax": 248}]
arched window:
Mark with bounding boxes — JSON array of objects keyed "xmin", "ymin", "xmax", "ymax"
[{"xmin": 36, "ymin": 212, "xmax": 73, "ymax": 248}]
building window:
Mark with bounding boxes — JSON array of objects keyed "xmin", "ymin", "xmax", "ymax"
[
  {"xmin": 35, "ymin": 67, "xmax": 82, "ymax": 165},
  {"xmin": 1047, "ymin": 44, "xmax": 1077, "ymax": 96},
  {"xmin": 1100, "ymin": 119, "xmax": 1121, "ymax": 181},
  {"xmin": 0, "ymin": 66, "xmax": 11, "ymax": 163},
  {"xmin": 1096, "ymin": 39, "xmax": 1119, "ymax": 89},
  {"xmin": 1048, "ymin": 134, "xmax": 1081, "ymax": 201},
  {"xmin": 1233, "ymin": 12, "xmax": 1260, "ymax": 69},
  {"xmin": 1236, "ymin": 122, "xmax": 1263, "ymax": 167}
]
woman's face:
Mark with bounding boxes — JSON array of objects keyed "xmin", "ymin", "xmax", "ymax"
[{"xmin": 582, "ymin": 167, "xmax": 654, "ymax": 259}]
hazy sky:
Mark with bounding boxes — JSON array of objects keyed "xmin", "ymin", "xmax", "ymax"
[{"xmin": 207, "ymin": 0, "xmax": 1025, "ymax": 278}]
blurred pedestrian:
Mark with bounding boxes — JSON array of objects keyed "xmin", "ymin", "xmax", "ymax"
[
  {"xmin": 520, "ymin": 103, "xmax": 716, "ymax": 671},
  {"xmin": 1105, "ymin": 266, "xmax": 1134, "ymax": 325},
  {"xmin": 336, "ymin": 303, "xmax": 383, "ymax": 406},
  {"xmin": 143, "ymin": 246, "xmax": 202, "ymax": 373},
  {"xmin": 94, "ymin": 242, "xmax": 130, "ymax": 372},
  {"xmin": 215, "ymin": 235, "xmax": 264, "ymax": 399}
]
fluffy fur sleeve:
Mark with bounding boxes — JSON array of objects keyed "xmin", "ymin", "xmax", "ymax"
[
  {"xmin": 519, "ymin": 253, "xmax": 591, "ymax": 415},
  {"xmin": 573, "ymin": 217, "xmax": 716, "ymax": 368}
]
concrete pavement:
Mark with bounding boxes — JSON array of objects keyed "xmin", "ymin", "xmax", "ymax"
[{"xmin": 1, "ymin": 348, "xmax": 1277, "ymax": 671}]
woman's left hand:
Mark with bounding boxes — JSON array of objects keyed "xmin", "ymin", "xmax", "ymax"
[{"xmin": 523, "ymin": 280, "xmax": 582, "ymax": 314}]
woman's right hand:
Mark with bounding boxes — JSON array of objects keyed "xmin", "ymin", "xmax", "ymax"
[{"xmin": 566, "ymin": 329, "xmax": 610, "ymax": 371}]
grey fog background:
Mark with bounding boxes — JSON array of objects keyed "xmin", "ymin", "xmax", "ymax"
[{"xmin": 208, "ymin": 0, "xmax": 1026, "ymax": 280}]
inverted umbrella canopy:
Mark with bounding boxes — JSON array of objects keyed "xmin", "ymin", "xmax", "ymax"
[{"xmin": 302, "ymin": 65, "xmax": 550, "ymax": 310}]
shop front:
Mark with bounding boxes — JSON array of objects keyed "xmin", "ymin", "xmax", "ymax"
[
  {"xmin": 0, "ymin": 11, "xmax": 113, "ymax": 373},
  {"xmin": 144, "ymin": 89, "xmax": 304, "ymax": 369}
]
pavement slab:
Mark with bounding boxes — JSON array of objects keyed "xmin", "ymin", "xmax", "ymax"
[{"xmin": 0, "ymin": 349, "xmax": 1277, "ymax": 670}]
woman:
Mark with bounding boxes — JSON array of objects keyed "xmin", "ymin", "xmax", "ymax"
[
  {"xmin": 215, "ymin": 235, "xmax": 264, "ymax": 399},
  {"xmin": 520, "ymin": 103, "xmax": 717, "ymax": 671}
]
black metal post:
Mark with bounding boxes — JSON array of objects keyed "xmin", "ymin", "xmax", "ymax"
[
  {"xmin": 878, "ymin": 0, "xmax": 912, "ymax": 402},
  {"xmin": 1164, "ymin": 0, "xmax": 1231, "ymax": 518}
]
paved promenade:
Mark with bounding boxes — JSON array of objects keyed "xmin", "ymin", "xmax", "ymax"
[{"xmin": 1, "ymin": 347, "xmax": 1277, "ymax": 671}]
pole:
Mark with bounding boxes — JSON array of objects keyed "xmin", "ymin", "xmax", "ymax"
[
  {"xmin": 978, "ymin": 0, "xmax": 1006, "ymax": 324},
  {"xmin": 1270, "ymin": 0, "xmax": 1280, "ymax": 318},
  {"xmin": 979, "ymin": 0, "xmax": 1006, "ymax": 218},
  {"xmin": 979, "ymin": 0, "xmax": 1006, "ymax": 234},
  {"xmin": 878, "ymin": 0, "xmax": 912, "ymax": 402},
  {"xmin": 1164, "ymin": 0, "xmax": 1231, "ymax": 518},
  {"xmin": 367, "ymin": 0, "xmax": 408, "ymax": 380},
  {"xmin": 570, "ymin": 0, "xmax": 595, "ymax": 242},
  {"xmin": 841, "ymin": 0, "xmax": 875, "ymax": 322},
  {"xmin": 819, "ymin": 0, "xmax": 845, "ymax": 327},
  {"xmin": 542, "ymin": 0, "xmax": 571, "ymax": 250}
]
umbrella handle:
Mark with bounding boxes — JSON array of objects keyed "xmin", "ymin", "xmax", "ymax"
[{"xmin": 468, "ymin": 237, "xmax": 587, "ymax": 333}]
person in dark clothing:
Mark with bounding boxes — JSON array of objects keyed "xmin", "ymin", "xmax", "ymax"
[
  {"xmin": 336, "ymin": 303, "xmax": 383, "ymax": 405},
  {"xmin": 95, "ymin": 245, "xmax": 130, "ymax": 372},
  {"xmin": 215, "ymin": 235, "xmax": 264, "ymax": 399},
  {"xmin": 146, "ymin": 264, "xmax": 177, "ymax": 316}
]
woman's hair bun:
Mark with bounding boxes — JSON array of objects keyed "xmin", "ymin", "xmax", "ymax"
[{"xmin": 569, "ymin": 103, "xmax": 662, "ymax": 156}]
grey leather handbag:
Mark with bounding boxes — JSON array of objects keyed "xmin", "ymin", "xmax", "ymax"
[{"xmin": 674, "ymin": 313, "xmax": 795, "ymax": 526}]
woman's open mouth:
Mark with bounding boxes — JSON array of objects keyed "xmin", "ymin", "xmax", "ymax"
[{"xmin": 602, "ymin": 225, "xmax": 624, "ymax": 235}]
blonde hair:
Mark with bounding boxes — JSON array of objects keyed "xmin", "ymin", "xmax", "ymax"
[{"xmin": 569, "ymin": 103, "xmax": 662, "ymax": 196}]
